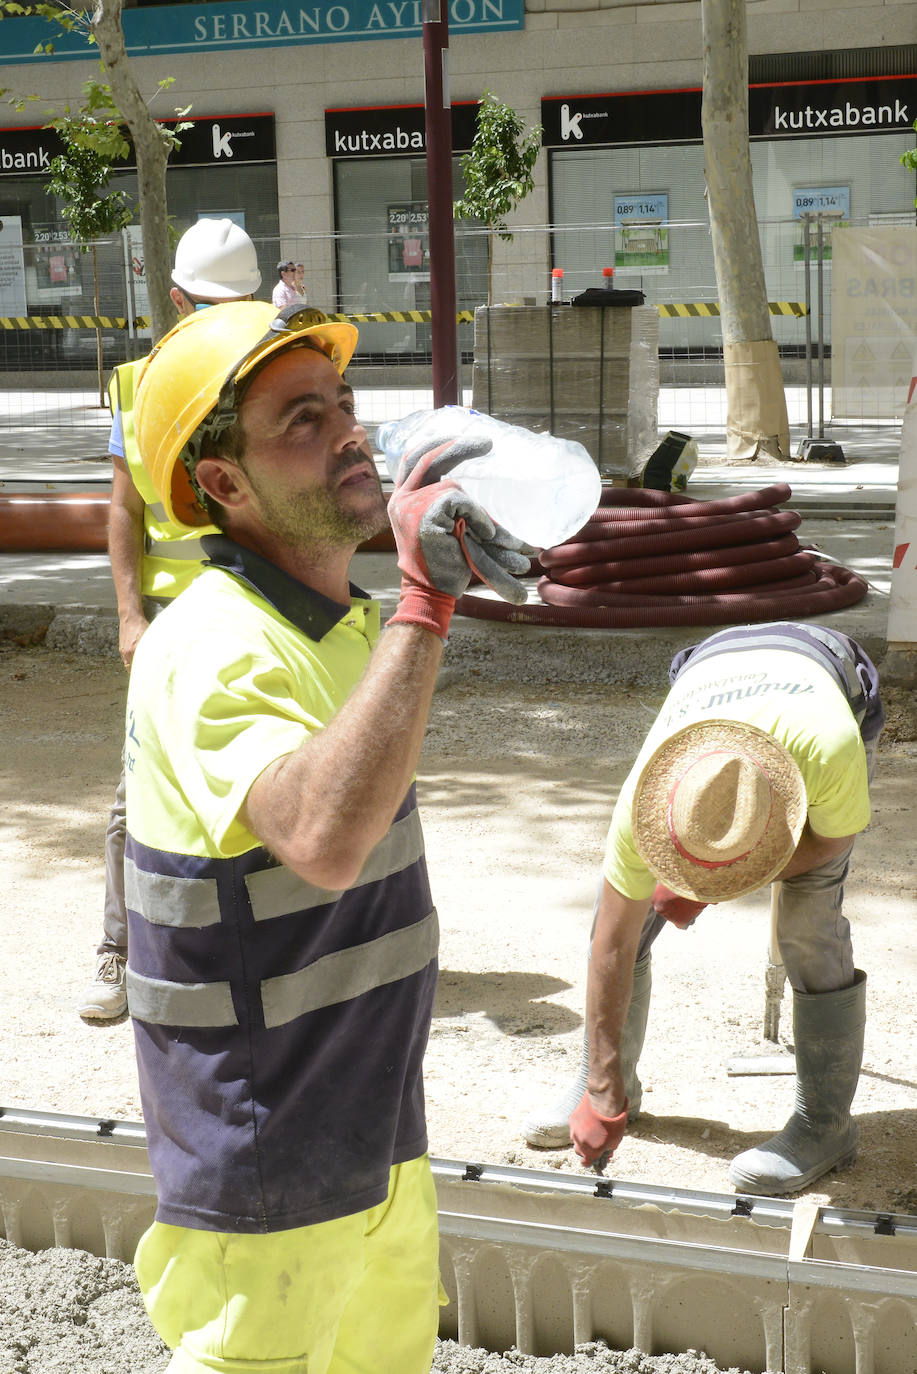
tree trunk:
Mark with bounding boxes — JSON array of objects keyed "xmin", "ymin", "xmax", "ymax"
[
  {"xmin": 701, "ymin": 0, "xmax": 790, "ymax": 460},
  {"xmin": 92, "ymin": 0, "xmax": 174, "ymax": 344},
  {"xmin": 487, "ymin": 231, "xmax": 494, "ymax": 308}
]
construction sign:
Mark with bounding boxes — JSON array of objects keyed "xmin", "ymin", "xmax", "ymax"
[
  {"xmin": 831, "ymin": 226, "xmax": 917, "ymax": 420},
  {"xmin": 0, "ymin": 217, "xmax": 26, "ymax": 317}
]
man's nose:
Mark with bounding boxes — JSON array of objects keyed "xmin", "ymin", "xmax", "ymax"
[{"xmin": 336, "ymin": 412, "xmax": 368, "ymax": 450}]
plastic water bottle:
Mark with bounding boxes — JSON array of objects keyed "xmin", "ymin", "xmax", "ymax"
[{"xmin": 376, "ymin": 405, "xmax": 602, "ymax": 550}]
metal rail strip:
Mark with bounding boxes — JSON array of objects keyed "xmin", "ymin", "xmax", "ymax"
[{"xmin": 1, "ymin": 1106, "xmax": 916, "ymax": 1372}]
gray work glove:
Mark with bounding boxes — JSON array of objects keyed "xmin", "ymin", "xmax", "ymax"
[{"xmin": 386, "ymin": 438, "xmax": 533, "ymax": 638}]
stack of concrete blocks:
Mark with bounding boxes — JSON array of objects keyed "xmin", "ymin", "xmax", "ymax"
[{"xmin": 470, "ymin": 303, "xmax": 660, "ymax": 481}]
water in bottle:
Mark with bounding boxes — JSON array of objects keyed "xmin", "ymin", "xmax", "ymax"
[{"xmin": 376, "ymin": 406, "xmax": 601, "ymax": 550}]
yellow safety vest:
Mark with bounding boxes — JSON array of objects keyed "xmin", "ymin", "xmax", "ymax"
[{"xmin": 108, "ymin": 359, "xmax": 217, "ymax": 601}]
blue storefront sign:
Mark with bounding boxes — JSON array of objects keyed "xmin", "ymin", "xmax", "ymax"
[{"xmin": 1, "ymin": 0, "xmax": 523, "ymax": 64}]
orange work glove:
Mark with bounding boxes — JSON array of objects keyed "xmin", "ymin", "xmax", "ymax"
[
  {"xmin": 652, "ymin": 882, "xmax": 709, "ymax": 929},
  {"xmin": 569, "ymin": 1091, "xmax": 628, "ymax": 1172}
]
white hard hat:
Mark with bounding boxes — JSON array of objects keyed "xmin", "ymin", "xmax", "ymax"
[{"xmin": 171, "ymin": 218, "xmax": 262, "ymax": 299}]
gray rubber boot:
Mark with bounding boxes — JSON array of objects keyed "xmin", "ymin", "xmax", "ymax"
[
  {"xmin": 728, "ymin": 969, "xmax": 866, "ymax": 1196},
  {"xmin": 523, "ymin": 955, "xmax": 651, "ymax": 1149}
]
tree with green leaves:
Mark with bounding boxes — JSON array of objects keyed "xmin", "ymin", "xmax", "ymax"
[
  {"xmin": 454, "ymin": 91, "xmax": 542, "ymax": 306},
  {"xmin": 46, "ymin": 101, "xmax": 133, "ymax": 402},
  {"xmin": 1, "ymin": 0, "xmax": 189, "ymax": 344}
]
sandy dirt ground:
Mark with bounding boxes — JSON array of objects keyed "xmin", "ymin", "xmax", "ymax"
[{"xmin": 0, "ymin": 642, "xmax": 915, "ymax": 1370}]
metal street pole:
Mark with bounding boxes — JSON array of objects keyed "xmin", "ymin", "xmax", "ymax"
[
  {"xmin": 802, "ymin": 215, "xmax": 813, "ymax": 438},
  {"xmin": 797, "ymin": 210, "xmax": 845, "ymax": 463},
  {"xmin": 422, "ymin": 0, "xmax": 459, "ymax": 405}
]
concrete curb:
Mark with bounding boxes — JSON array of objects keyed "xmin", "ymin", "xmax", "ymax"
[
  {"xmin": 0, "ymin": 603, "xmax": 118, "ymax": 655},
  {"xmin": 3, "ymin": 593, "xmax": 900, "ymax": 688}
]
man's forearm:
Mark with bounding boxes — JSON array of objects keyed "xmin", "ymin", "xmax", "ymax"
[
  {"xmin": 586, "ymin": 880, "xmax": 652, "ymax": 1115},
  {"xmin": 242, "ymin": 621, "xmax": 444, "ymax": 891},
  {"xmin": 109, "ymin": 507, "xmax": 145, "ymax": 620},
  {"xmin": 108, "ymin": 462, "xmax": 146, "ymax": 622},
  {"xmin": 108, "ymin": 461, "xmax": 151, "ymax": 667}
]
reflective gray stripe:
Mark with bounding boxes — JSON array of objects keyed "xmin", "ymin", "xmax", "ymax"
[
  {"xmin": 147, "ymin": 500, "xmax": 169, "ymax": 522},
  {"xmin": 126, "ymin": 968, "xmax": 238, "ymax": 1027},
  {"xmin": 261, "ymin": 908, "xmax": 438, "ymax": 1030},
  {"xmin": 144, "ymin": 534, "xmax": 206, "ymax": 561},
  {"xmin": 246, "ymin": 809, "xmax": 425, "ymax": 922},
  {"xmin": 125, "ymin": 858, "xmax": 221, "ymax": 929}
]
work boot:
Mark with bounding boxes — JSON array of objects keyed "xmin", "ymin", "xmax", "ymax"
[
  {"xmin": 523, "ymin": 955, "xmax": 651, "ymax": 1149},
  {"xmin": 728, "ymin": 970, "xmax": 866, "ymax": 1196},
  {"xmin": 77, "ymin": 952, "xmax": 128, "ymax": 1022}
]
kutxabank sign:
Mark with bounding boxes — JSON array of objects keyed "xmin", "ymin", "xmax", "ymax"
[
  {"xmin": 541, "ymin": 76, "xmax": 917, "ymax": 148},
  {"xmin": 1, "ymin": 0, "xmax": 522, "ymax": 63},
  {"xmin": 0, "ymin": 116, "xmax": 274, "ymax": 176}
]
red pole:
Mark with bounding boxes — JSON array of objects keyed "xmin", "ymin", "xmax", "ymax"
[{"xmin": 422, "ymin": 0, "xmax": 459, "ymax": 406}]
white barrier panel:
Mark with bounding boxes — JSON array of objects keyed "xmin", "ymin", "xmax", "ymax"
[{"xmin": 888, "ymin": 379, "xmax": 917, "ymax": 643}]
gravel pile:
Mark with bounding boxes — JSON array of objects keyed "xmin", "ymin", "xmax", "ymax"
[{"xmin": 0, "ymin": 1240, "xmax": 752, "ymax": 1374}]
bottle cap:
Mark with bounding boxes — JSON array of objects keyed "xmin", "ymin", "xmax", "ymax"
[
  {"xmin": 603, "ymin": 267, "xmax": 615, "ymax": 280},
  {"xmin": 551, "ymin": 268, "xmax": 564, "ymax": 278}
]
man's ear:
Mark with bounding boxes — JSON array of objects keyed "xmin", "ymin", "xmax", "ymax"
[
  {"xmin": 170, "ymin": 286, "xmax": 191, "ymax": 315},
  {"xmin": 194, "ymin": 457, "xmax": 249, "ymax": 512}
]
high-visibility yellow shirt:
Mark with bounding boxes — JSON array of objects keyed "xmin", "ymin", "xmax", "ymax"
[
  {"xmin": 604, "ymin": 646, "xmax": 871, "ymax": 901},
  {"xmin": 108, "ymin": 358, "xmax": 218, "ymax": 600}
]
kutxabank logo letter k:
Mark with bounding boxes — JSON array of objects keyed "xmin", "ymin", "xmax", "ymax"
[
  {"xmin": 560, "ymin": 104, "xmax": 583, "ymax": 141},
  {"xmin": 212, "ymin": 124, "xmax": 233, "ymax": 159}
]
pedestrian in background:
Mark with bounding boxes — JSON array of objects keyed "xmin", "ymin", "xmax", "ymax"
[{"xmin": 272, "ymin": 259, "xmax": 299, "ymax": 310}]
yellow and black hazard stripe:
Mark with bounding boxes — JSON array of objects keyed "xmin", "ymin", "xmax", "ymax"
[
  {"xmin": 0, "ymin": 303, "xmax": 807, "ymax": 331},
  {"xmin": 656, "ymin": 302, "xmax": 808, "ymax": 318},
  {"xmin": 322, "ymin": 310, "xmax": 477, "ymax": 325},
  {"xmin": 0, "ymin": 314, "xmax": 134, "ymax": 331},
  {"xmin": 0, "ymin": 309, "xmax": 480, "ymax": 330}
]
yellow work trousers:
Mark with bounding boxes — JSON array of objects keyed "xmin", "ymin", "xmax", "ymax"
[{"xmin": 135, "ymin": 1155, "xmax": 443, "ymax": 1373}]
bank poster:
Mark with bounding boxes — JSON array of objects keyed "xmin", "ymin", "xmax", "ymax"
[
  {"xmin": 613, "ymin": 193, "xmax": 668, "ymax": 274},
  {"xmin": 0, "ymin": 217, "xmax": 27, "ymax": 316},
  {"xmin": 387, "ymin": 203, "xmax": 429, "ymax": 282},
  {"xmin": 30, "ymin": 223, "xmax": 83, "ymax": 301},
  {"xmin": 124, "ymin": 225, "xmax": 151, "ymax": 341},
  {"xmin": 792, "ymin": 186, "xmax": 850, "ymax": 262}
]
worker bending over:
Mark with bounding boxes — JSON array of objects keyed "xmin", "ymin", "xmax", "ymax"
[{"xmin": 525, "ymin": 622, "xmax": 883, "ymax": 1196}]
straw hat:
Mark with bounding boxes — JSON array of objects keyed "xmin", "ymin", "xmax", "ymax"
[{"xmin": 631, "ymin": 719, "xmax": 806, "ymax": 902}]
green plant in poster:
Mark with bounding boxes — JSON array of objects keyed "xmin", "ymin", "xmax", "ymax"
[{"xmin": 900, "ymin": 124, "xmax": 917, "ymax": 203}]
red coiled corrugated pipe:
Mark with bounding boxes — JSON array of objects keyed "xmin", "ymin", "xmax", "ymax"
[{"xmin": 454, "ymin": 482, "xmax": 869, "ymax": 628}]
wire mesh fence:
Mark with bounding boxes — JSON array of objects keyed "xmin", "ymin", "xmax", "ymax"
[{"xmin": 0, "ymin": 218, "xmax": 908, "ymax": 444}]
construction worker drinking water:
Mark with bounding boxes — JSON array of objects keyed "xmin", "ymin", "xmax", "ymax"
[{"xmin": 121, "ymin": 300, "xmax": 530, "ymax": 1371}]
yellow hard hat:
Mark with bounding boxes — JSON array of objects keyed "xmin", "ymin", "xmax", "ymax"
[{"xmin": 133, "ymin": 302, "xmax": 359, "ymax": 530}]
